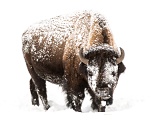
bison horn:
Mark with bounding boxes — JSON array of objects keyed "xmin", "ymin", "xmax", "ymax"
[
  {"xmin": 79, "ymin": 48, "xmax": 89, "ymax": 64},
  {"xmin": 116, "ymin": 47, "xmax": 125, "ymax": 64}
]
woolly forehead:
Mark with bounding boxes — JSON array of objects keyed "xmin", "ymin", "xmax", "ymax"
[
  {"xmin": 84, "ymin": 44, "xmax": 119, "ymax": 60},
  {"xmin": 87, "ymin": 55, "xmax": 118, "ymax": 72}
]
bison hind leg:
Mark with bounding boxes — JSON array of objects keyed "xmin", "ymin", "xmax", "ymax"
[
  {"xmin": 27, "ymin": 65, "xmax": 50, "ymax": 110},
  {"xmin": 36, "ymin": 79, "xmax": 50, "ymax": 110},
  {"xmin": 30, "ymin": 79, "xmax": 39, "ymax": 106},
  {"xmin": 30, "ymin": 78, "xmax": 50, "ymax": 110}
]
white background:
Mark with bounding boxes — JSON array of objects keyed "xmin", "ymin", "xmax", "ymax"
[{"xmin": 0, "ymin": 0, "xmax": 160, "ymax": 124}]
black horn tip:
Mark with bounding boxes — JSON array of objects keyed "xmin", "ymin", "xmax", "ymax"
[{"xmin": 116, "ymin": 47, "xmax": 125, "ymax": 64}]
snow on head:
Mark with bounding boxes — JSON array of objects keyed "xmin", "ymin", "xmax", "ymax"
[
  {"xmin": 103, "ymin": 61, "xmax": 118, "ymax": 85},
  {"xmin": 87, "ymin": 56, "xmax": 118, "ymax": 90},
  {"xmin": 85, "ymin": 44, "xmax": 119, "ymax": 99},
  {"xmin": 87, "ymin": 64, "xmax": 99, "ymax": 92}
]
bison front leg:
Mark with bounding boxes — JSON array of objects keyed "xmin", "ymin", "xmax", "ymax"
[
  {"xmin": 91, "ymin": 97, "xmax": 113, "ymax": 112},
  {"xmin": 91, "ymin": 96, "xmax": 114, "ymax": 112},
  {"xmin": 66, "ymin": 89, "xmax": 85, "ymax": 112},
  {"xmin": 91, "ymin": 98, "xmax": 106, "ymax": 112},
  {"xmin": 106, "ymin": 98, "xmax": 113, "ymax": 106}
]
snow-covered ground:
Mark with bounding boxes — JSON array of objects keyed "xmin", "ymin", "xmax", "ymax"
[{"xmin": 1, "ymin": 0, "xmax": 160, "ymax": 124}]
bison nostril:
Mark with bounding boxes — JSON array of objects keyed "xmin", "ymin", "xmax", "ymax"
[{"xmin": 112, "ymin": 71, "xmax": 116, "ymax": 76}]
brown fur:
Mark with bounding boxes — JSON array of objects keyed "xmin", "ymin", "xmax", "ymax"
[{"xmin": 22, "ymin": 11, "xmax": 125, "ymax": 112}]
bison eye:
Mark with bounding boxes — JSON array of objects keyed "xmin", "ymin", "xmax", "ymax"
[
  {"xmin": 112, "ymin": 71, "xmax": 116, "ymax": 76},
  {"xmin": 88, "ymin": 71, "xmax": 93, "ymax": 76}
]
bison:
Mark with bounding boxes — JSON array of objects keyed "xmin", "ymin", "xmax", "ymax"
[{"xmin": 22, "ymin": 11, "xmax": 126, "ymax": 112}]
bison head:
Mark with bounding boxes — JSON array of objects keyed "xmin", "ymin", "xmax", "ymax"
[{"xmin": 79, "ymin": 44, "xmax": 125, "ymax": 108}]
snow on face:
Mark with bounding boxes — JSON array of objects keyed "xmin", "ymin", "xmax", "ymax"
[
  {"xmin": 87, "ymin": 57, "xmax": 118, "ymax": 97},
  {"xmin": 87, "ymin": 64, "xmax": 99, "ymax": 92},
  {"xmin": 103, "ymin": 61, "xmax": 118, "ymax": 86}
]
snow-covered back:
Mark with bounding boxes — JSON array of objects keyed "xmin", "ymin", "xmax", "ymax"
[{"xmin": 0, "ymin": 0, "xmax": 160, "ymax": 125}]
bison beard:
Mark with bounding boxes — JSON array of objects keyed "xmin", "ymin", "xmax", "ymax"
[{"xmin": 22, "ymin": 11, "xmax": 126, "ymax": 112}]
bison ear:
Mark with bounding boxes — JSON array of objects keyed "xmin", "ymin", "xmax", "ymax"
[
  {"xmin": 79, "ymin": 62, "xmax": 87, "ymax": 76},
  {"xmin": 118, "ymin": 62, "xmax": 126, "ymax": 78}
]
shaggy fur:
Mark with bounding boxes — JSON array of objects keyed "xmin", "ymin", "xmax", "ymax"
[
  {"xmin": 22, "ymin": 11, "xmax": 126, "ymax": 112},
  {"xmin": 79, "ymin": 48, "xmax": 126, "ymax": 112}
]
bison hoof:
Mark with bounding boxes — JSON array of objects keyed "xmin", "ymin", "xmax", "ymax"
[
  {"xmin": 98, "ymin": 106, "xmax": 106, "ymax": 112},
  {"xmin": 44, "ymin": 104, "xmax": 50, "ymax": 110},
  {"xmin": 72, "ymin": 106, "xmax": 82, "ymax": 112},
  {"xmin": 91, "ymin": 102, "xmax": 98, "ymax": 110},
  {"xmin": 32, "ymin": 98, "xmax": 39, "ymax": 106},
  {"xmin": 75, "ymin": 108, "xmax": 82, "ymax": 112},
  {"xmin": 106, "ymin": 98, "xmax": 113, "ymax": 106}
]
